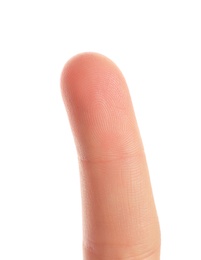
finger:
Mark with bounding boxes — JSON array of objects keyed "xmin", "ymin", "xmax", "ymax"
[{"xmin": 60, "ymin": 52, "xmax": 161, "ymax": 260}]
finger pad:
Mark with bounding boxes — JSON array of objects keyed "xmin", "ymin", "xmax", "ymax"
[{"xmin": 61, "ymin": 52, "xmax": 142, "ymax": 160}]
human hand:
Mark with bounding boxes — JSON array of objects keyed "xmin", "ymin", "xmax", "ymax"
[{"xmin": 60, "ymin": 53, "xmax": 161, "ymax": 260}]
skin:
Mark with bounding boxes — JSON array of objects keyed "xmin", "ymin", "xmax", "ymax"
[{"xmin": 60, "ymin": 52, "xmax": 161, "ymax": 260}]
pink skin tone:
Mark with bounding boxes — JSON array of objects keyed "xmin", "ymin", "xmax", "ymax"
[{"xmin": 60, "ymin": 52, "xmax": 161, "ymax": 259}]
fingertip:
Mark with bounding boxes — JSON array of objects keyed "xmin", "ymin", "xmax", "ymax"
[
  {"xmin": 60, "ymin": 52, "xmax": 141, "ymax": 161},
  {"xmin": 60, "ymin": 52, "xmax": 126, "ymax": 104}
]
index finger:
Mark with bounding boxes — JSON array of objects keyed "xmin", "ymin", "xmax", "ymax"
[{"xmin": 60, "ymin": 52, "xmax": 161, "ymax": 260}]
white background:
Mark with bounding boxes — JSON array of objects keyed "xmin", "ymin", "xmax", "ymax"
[{"xmin": 0, "ymin": 1, "xmax": 201, "ymax": 259}]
